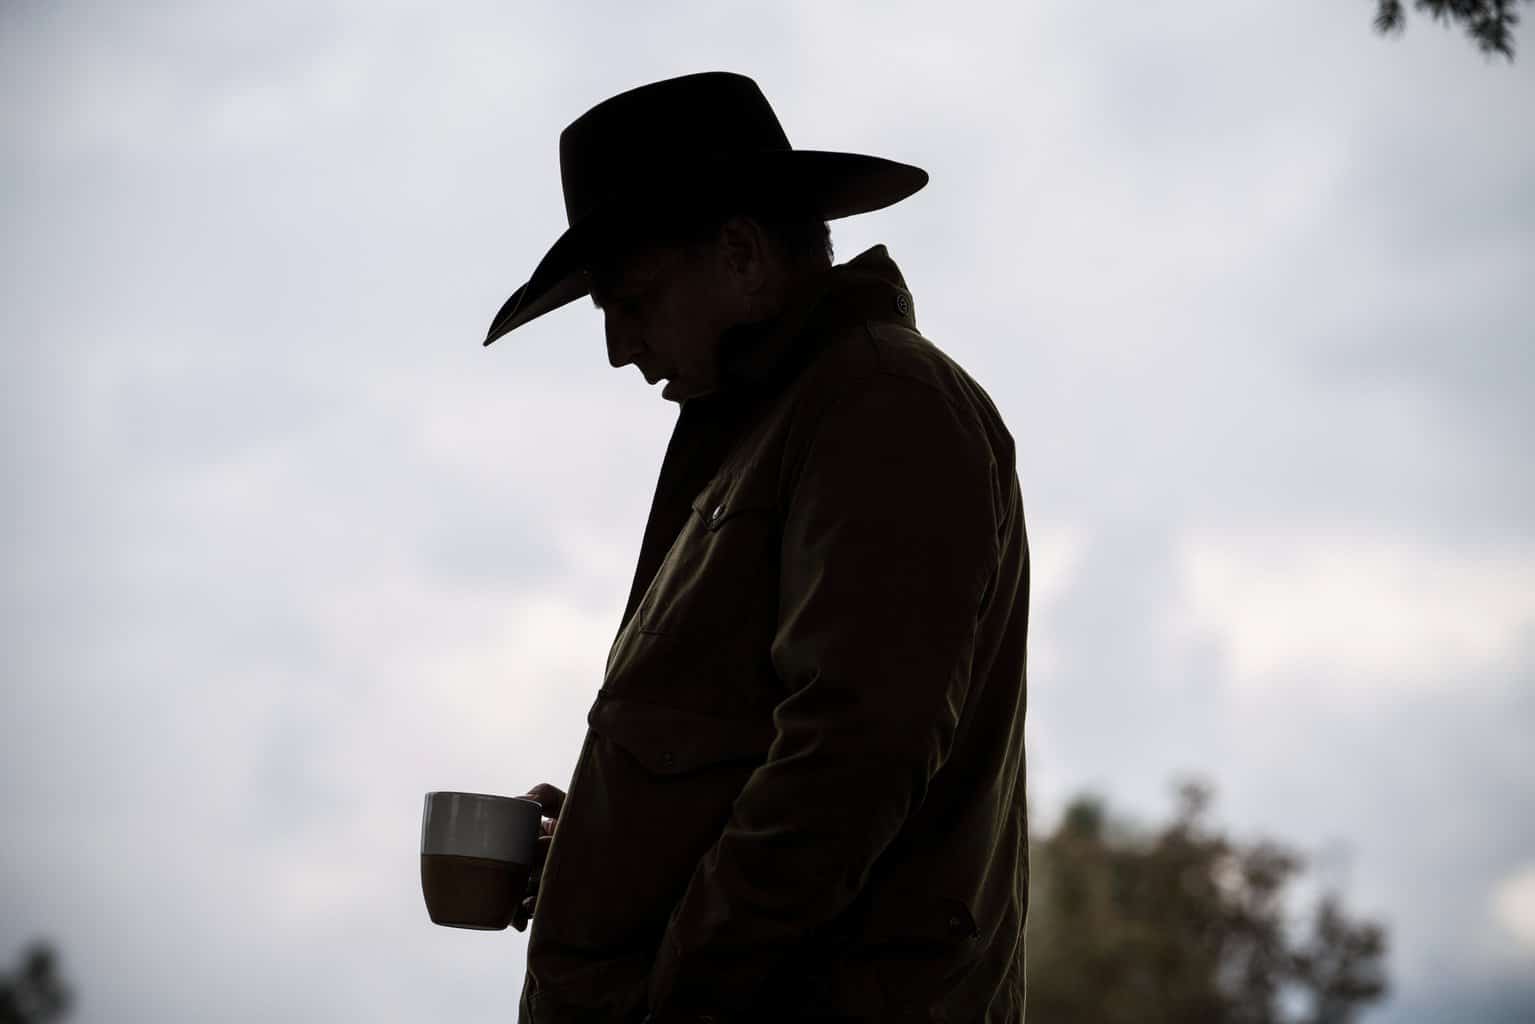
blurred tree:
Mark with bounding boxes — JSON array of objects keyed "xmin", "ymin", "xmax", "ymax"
[
  {"xmin": 1026, "ymin": 781, "xmax": 1388, "ymax": 1024},
  {"xmin": 1373, "ymin": 0, "xmax": 1530, "ymax": 59},
  {"xmin": 0, "ymin": 942, "xmax": 71, "ymax": 1023}
]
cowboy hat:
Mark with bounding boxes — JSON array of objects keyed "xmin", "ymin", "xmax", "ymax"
[{"xmin": 482, "ymin": 70, "xmax": 928, "ymax": 346}]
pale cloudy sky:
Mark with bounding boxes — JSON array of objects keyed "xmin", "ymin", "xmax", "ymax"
[{"xmin": 3, "ymin": 1, "xmax": 1532, "ymax": 1021}]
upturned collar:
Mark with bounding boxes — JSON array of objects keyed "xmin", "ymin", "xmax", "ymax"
[{"xmin": 701, "ymin": 243, "xmax": 919, "ymax": 400}]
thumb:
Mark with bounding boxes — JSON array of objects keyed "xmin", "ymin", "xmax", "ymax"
[{"xmin": 523, "ymin": 782, "xmax": 566, "ymax": 818}]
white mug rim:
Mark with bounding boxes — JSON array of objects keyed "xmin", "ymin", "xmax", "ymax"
[
  {"xmin": 420, "ymin": 791, "xmax": 541, "ymax": 860},
  {"xmin": 425, "ymin": 791, "xmax": 540, "ymax": 806}
]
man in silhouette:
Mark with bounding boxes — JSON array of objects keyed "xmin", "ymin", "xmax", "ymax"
[{"xmin": 482, "ymin": 72, "xmax": 1032, "ymax": 1023}]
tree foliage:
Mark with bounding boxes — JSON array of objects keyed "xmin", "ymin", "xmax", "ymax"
[
  {"xmin": 1026, "ymin": 781, "xmax": 1388, "ymax": 1024},
  {"xmin": 0, "ymin": 943, "xmax": 71, "ymax": 1024},
  {"xmin": 1373, "ymin": 0, "xmax": 1531, "ymax": 59}
]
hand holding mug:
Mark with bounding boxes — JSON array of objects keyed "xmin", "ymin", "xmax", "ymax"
[{"xmin": 511, "ymin": 782, "xmax": 565, "ymax": 933}]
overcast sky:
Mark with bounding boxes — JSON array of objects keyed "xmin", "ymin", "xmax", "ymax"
[{"xmin": 3, "ymin": 1, "xmax": 1532, "ymax": 1021}]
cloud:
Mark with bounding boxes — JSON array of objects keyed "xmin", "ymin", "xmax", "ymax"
[
  {"xmin": 1493, "ymin": 863, "xmax": 1535, "ymax": 953},
  {"xmin": 1182, "ymin": 531, "xmax": 1535, "ymax": 695}
]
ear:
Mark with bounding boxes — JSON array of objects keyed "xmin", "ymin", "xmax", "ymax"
[{"xmin": 718, "ymin": 214, "xmax": 772, "ymax": 292}]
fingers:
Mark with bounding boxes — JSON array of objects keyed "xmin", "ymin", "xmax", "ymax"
[
  {"xmin": 526, "ymin": 840, "xmax": 550, "ymax": 902},
  {"xmin": 513, "ymin": 836, "xmax": 555, "ymax": 933},
  {"xmin": 522, "ymin": 782, "xmax": 567, "ymax": 818},
  {"xmin": 513, "ymin": 870, "xmax": 540, "ymax": 931},
  {"xmin": 530, "ymin": 833, "xmax": 552, "ymax": 869},
  {"xmin": 510, "ymin": 790, "xmax": 563, "ymax": 936},
  {"xmin": 511, "ymin": 894, "xmax": 535, "ymax": 932}
]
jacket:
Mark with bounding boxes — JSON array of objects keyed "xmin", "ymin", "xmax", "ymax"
[{"xmin": 517, "ymin": 244, "xmax": 1031, "ymax": 1023}]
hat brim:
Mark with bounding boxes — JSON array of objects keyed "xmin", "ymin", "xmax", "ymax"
[{"xmin": 483, "ymin": 150, "xmax": 928, "ymax": 346}]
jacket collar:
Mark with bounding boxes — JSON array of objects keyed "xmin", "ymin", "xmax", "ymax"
[{"xmin": 690, "ymin": 244, "xmax": 918, "ymax": 403}]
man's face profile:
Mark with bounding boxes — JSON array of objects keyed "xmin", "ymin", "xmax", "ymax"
[
  {"xmin": 585, "ymin": 232, "xmax": 734, "ymax": 401},
  {"xmin": 583, "ymin": 214, "xmax": 790, "ymax": 403}
]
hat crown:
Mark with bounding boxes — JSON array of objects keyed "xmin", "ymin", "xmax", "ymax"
[{"xmin": 557, "ymin": 72, "xmax": 791, "ymax": 227}]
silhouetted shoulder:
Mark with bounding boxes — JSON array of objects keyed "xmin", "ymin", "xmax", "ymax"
[
  {"xmin": 864, "ymin": 321, "xmax": 1018, "ymax": 467},
  {"xmin": 785, "ymin": 318, "xmax": 1016, "ymax": 488}
]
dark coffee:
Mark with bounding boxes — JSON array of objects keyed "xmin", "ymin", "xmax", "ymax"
[{"xmin": 420, "ymin": 852, "xmax": 530, "ymax": 930}]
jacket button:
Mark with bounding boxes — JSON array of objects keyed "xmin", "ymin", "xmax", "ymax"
[
  {"xmin": 709, "ymin": 503, "xmax": 724, "ymax": 524},
  {"xmin": 948, "ymin": 914, "xmax": 963, "ymax": 933},
  {"xmin": 660, "ymin": 751, "xmax": 675, "ymax": 769},
  {"xmin": 895, "ymin": 292, "xmax": 911, "ymax": 315}
]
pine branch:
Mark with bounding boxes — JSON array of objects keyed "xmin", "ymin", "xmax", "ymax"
[{"xmin": 1372, "ymin": 0, "xmax": 1530, "ymax": 59}]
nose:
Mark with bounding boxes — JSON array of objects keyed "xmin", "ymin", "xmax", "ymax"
[{"xmin": 605, "ymin": 316, "xmax": 642, "ymax": 370}]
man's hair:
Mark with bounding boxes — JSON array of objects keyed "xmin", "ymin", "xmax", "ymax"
[
  {"xmin": 594, "ymin": 184, "xmax": 833, "ymax": 275},
  {"xmin": 671, "ymin": 191, "xmax": 834, "ymax": 272}
]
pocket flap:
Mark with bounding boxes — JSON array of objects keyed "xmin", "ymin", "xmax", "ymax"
[
  {"xmin": 860, "ymin": 893, "xmax": 979, "ymax": 948},
  {"xmin": 689, "ymin": 471, "xmax": 772, "ymax": 532},
  {"xmin": 587, "ymin": 691, "xmax": 775, "ymax": 775}
]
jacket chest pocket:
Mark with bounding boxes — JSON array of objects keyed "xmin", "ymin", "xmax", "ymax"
[{"xmin": 633, "ymin": 471, "xmax": 778, "ymax": 639}]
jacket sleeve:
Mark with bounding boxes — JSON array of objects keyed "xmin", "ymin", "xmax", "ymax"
[{"xmin": 646, "ymin": 371, "xmax": 1000, "ymax": 1020}]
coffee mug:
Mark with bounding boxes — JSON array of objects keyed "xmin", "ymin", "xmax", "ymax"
[{"xmin": 420, "ymin": 791, "xmax": 542, "ymax": 930}]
